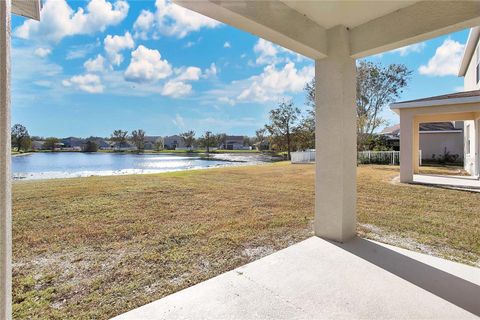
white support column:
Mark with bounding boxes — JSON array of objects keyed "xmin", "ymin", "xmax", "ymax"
[
  {"xmin": 400, "ymin": 111, "xmax": 414, "ymax": 183},
  {"xmin": 0, "ymin": 1, "xmax": 11, "ymax": 319},
  {"xmin": 314, "ymin": 26, "xmax": 356, "ymax": 243}
]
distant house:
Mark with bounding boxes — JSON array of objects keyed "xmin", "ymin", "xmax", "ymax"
[
  {"xmin": 62, "ymin": 137, "xmax": 84, "ymax": 151},
  {"xmin": 112, "ymin": 142, "xmax": 135, "ymax": 151},
  {"xmin": 222, "ymin": 135, "xmax": 249, "ymax": 150},
  {"xmin": 381, "ymin": 122, "xmax": 464, "ymax": 161},
  {"xmin": 144, "ymin": 136, "xmax": 163, "ymax": 150},
  {"xmin": 164, "ymin": 135, "xmax": 185, "ymax": 150},
  {"xmin": 31, "ymin": 140, "xmax": 44, "ymax": 150}
]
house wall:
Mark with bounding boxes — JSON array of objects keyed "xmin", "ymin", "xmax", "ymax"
[
  {"xmin": 464, "ymin": 41, "xmax": 479, "ymax": 91},
  {"xmin": 419, "ymin": 132, "xmax": 463, "ymax": 161}
]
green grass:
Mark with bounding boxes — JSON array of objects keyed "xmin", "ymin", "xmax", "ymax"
[{"xmin": 12, "ymin": 163, "xmax": 480, "ymax": 319}]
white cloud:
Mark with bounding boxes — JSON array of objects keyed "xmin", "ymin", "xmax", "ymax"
[
  {"xmin": 418, "ymin": 39, "xmax": 465, "ymax": 76},
  {"xmin": 66, "ymin": 41, "xmax": 100, "ymax": 60},
  {"xmin": 124, "ymin": 45, "xmax": 173, "ymax": 83},
  {"xmin": 172, "ymin": 113, "xmax": 185, "ymax": 128},
  {"xmin": 237, "ymin": 62, "xmax": 313, "ymax": 102},
  {"xmin": 133, "ymin": 10, "xmax": 155, "ymax": 40},
  {"xmin": 162, "ymin": 80, "xmax": 192, "ymax": 98},
  {"xmin": 34, "ymin": 47, "xmax": 52, "ymax": 58},
  {"xmin": 84, "ymin": 54, "xmax": 106, "ymax": 73},
  {"xmin": 203, "ymin": 63, "xmax": 217, "ymax": 78},
  {"xmin": 391, "ymin": 42, "xmax": 426, "ymax": 56},
  {"xmin": 62, "ymin": 74, "xmax": 104, "ymax": 93},
  {"xmin": 132, "ymin": 0, "xmax": 220, "ymax": 39},
  {"xmin": 254, "ymin": 39, "xmax": 279, "ymax": 65},
  {"xmin": 14, "ymin": 0, "xmax": 129, "ymax": 43},
  {"xmin": 175, "ymin": 66, "xmax": 202, "ymax": 81},
  {"xmin": 104, "ymin": 31, "xmax": 134, "ymax": 66},
  {"xmin": 218, "ymin": 97, "xmax": 235, "ymax": 106},
  {"xmin": 223, "ymin": 41, "xmax": 231, "ymax": 48}
]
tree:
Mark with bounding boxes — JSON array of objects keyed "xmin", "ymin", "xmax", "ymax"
[
  {"xmin": 130, "ymin": 129, "xmax": 146, "ymax": 152},
  {"xmin": 265, "ymin": 100, "xmax": 300, "ymax": 160},
  {"xmin": 110, "ymin": 130, "xmax": 128, "ymax": 150},
  {"xmin": 11, "ymin": 124, "xmax": 31, "ymax": 152},
  {"xmin": 356, "ymin": 61, "xmax": 411, "ymax": 150},
  {"xmin": 180, "ymin": 130, "xmax": 196, "ymax": 148},
  {"xmin": 254, "ymin": 128, "xmax": 268, "ymax": 151},
  {"xmin": 198, "ymin": 131, "xmax": 215, "ymax": 153},
  {"xmin": 44, "ymin": 137, "xmax": 59, "ymax": 151},
  {"xmin": 154, "ymin": 137, "xmax": 164, "ymax": 151},
  {"xmin": 83, "ymin": 140, "xmax": 98, "ymax": 152}
]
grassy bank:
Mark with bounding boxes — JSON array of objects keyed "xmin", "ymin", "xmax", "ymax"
[{"xmin": 13, "ymin": 163, "xmax": 480, "ymax": 319}]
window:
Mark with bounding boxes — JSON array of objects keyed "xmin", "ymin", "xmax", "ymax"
[{"xmin": 466, "ymin": 124, "xmax": 471, "ymax": 155}]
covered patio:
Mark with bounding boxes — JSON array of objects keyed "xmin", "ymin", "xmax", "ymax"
[
  {"xmin": 390, "ymin": 90, "xmax": 480, "ymax": 183},
  {"xmin": 2, "ymin": 1, "xmax": 480, "ymax": 319},
  {"xmin": 114, "ymin": 237, "xmax": 480, "ymax": 319}
]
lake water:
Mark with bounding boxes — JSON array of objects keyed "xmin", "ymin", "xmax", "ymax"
[{"xmin": 12, "ymin": 152, "xmax": 276, "ymax": 180}]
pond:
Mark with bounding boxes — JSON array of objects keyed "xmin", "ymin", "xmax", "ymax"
[{"xmin": 12, "ymin": 152, "xmax": 278, "ymax": 180}]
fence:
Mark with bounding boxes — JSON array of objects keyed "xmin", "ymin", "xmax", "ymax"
[
  {"xmin": 291, "ymin": 150, "xmax": 422, "ymax": 166},
  {"xmin": 291, "ymin": 150, "xmax": 315, "ymax": 163},
  {"xmin": 357, "ymin": 151, "xmax": 400, "ymax": 165}
]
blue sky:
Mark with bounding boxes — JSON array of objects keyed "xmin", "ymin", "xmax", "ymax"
[{"xmin": 11, "ymin": 0, "xmax": 470, "ymax": 138}]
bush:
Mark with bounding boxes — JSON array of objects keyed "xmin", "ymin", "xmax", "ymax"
[{"xmin": 83, "ymin": 141, "xmax": 98, "ymax": 152}]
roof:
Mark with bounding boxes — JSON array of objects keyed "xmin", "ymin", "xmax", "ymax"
[
  {"xmin": 419, "ymin": 122, "xmax": 462, "ymax": 132},
  {"xmin": 390, "ymin": 90, "xmax": 480, "ymax": 110},
  {"xmin": 382, "ymin": 122, "xmax": 462, "ymax": 137},
  {"xmin": 459, "ymin": 27, "xmax": 480, "ymax": 76},
  {"xmin": 381, "ymin": 124, "xmax": 400, "ymax": 135},
  {"xmin": 12, "ymin": 0, "xmax": 41, "ymax": 20}
]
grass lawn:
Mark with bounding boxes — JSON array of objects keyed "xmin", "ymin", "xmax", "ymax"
[{"xmin": 13, "ymin": 163, "xmax": 480, "ymax": 319}]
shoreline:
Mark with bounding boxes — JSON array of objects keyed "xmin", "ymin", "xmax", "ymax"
[
  {"xmin": 12, "ymin": 152, "xmax": 32, "ymax": 157},
  {"xmin": 13, "ymin": 161, "xmax": 274, "ymax": 182}
]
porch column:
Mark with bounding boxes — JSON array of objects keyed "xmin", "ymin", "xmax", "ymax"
[
  {"xmin": 0, "ymin": 1, "xmax": 11, "ymax": 319},
  {"xmin": 314, "ymin": 25, "xmax": 356, "ymax": 242},
  {"xmin": 413, "ymin": 119, "xmax": 420, "ymax": 174},
  {"xmin": 400, "ymin": 111, "xmax": 414, "ymax": 182}
]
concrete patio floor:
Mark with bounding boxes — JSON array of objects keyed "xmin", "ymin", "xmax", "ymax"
[
  {"xmin": 413, "ymin": 174, "xmax": 480, "ymax": 192},
  {"xmin": 113, "ymin": 237, "xmax": 480, "ymax": 320}
]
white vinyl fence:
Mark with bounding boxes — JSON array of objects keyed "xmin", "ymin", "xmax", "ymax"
[
  {"xmin": 291, "ymin": 150, "xmax": 315, "ymax": 163},
  {"xmin": 291, "ymin": 150, "xmax": 422, "ymax": 166}
]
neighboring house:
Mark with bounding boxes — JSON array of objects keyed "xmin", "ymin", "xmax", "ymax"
[
  {"xmin": 31, "ymin": 140, "xmax": 44, "ymax": 150},
  {"xmin": 391, "ymin": 27, "xmax": 480, "ymax": 182},
  {"xmin": 164, "ymin": 135, "xmax": 185, "ymax": 150},
  {"xmin": 62, "ymin": 137, "xmax": 84, "ymax": 151},
  {"xmin": 222, "ymin": 135, "xmax": 250, "ymax": 150},
  {"xmin": 459, "ymin": 27, "xmax": 480, "ymax": 175},
  {"xmin": 144, "ymin": 136, "xmax": 163, "ymax": 150},
  {"xmin": 381, "ymin": 122, "xmax": 464, "ymax": 162},
  {"xmin": 112, "ymin": 142, "xmax": 135, "ymax": 151}
]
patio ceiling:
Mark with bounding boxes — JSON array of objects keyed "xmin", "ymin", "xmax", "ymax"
[
  {"xmin": 174, "ymin": 1, "xmax": 480, "ymax": 59},
  {"xmin": 11, "ymin": 0, "xmax": 40, "ymax": 21}
]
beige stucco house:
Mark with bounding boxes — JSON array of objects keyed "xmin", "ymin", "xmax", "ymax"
[
  {"xmin": 391, "ymin": 27, "xmax": 480, "ymax": 181},
  {"xmin": 382, "ymin": 122, "xmax": 464, "ymax": 162}
]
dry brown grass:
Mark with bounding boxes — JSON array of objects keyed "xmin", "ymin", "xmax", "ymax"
[{"xmin": 12, "ymin": 163, "xmax": 480, "ymax": 319}]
